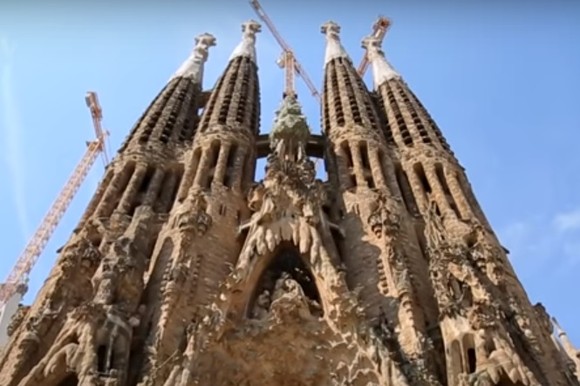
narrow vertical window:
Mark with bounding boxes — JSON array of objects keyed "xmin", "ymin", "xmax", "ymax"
[
  {"xmin": 99, "ymin": 161, "xmax": 136, "ymax": 217},
  {"xmin": 395, "ymin": 163, "xmax": 419, "ymax": 216},
  {"xmin": 359, "ymin": 141, "xmax": 375, "ymax": 188},
  {"xmin": 413, "ymin": 162, "xmax": 432, "ymax": 196},
  {"xmin": 204, "ymin": 140, "xmax": 221, "ymax": 189},
  {"xmin": 341, "ymin": 141, "xmax": 356, "ymax": 188},
  {"xmin": 434, "ymin": 163, "xmax": 460, "ymax": 218},
  {"xmin": 128, "ymin": 165, "xmax": 155, "ymax": 216},
  {"xmin": 224, "ymin": 144, "xmax": 238, "ymax": 188}
]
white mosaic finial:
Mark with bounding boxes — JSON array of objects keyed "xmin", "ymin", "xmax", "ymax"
[
  {"xmin": 321, "ymin": 21, "xmax": 350, "ymax": 66},
  {"xmin": 361, "ymin": 35, "xmax": 401, "ymax": 89},
  {"xmin": 171, "ymin": 33, "xmax": 216, "ymax": 83},
  {"xmin": 229, "ymin": 20, "xmax": 261, "ymax": 63}
]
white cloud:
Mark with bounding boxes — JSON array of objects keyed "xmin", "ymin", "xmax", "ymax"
[
  {"xmin": 0, "ymin": 37, "xmax": 30, "ymax": 240},
  {"xmin": 553, "ymin": 207, "xmax": 580, "ymax": 232},
  {"xmin": 499, "ymin": 206, "xmax": 580, "ymax": 279}
]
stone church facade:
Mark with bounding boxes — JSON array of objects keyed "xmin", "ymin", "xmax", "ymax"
[{"xmin": 0, "ymin": 19, "xmax": 578, "ymax": 386}]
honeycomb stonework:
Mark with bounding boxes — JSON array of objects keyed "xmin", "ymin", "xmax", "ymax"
[{"xmin": 0, "ymin": 19, "xmax": 578, "ymax": 386}]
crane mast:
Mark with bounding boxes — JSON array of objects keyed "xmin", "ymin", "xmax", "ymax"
[
  {"xmin": 357, "ymin": 16, "xmax": 391, "ymax": 76},
  {"xmin": 0, "ymin": 92, "xmax": 109, "ymax": 347},
  {"xmin": 249, "ymin": 0, "xmax": 320, "ymax": 101}
]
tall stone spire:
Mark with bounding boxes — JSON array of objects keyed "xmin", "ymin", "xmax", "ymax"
[
  {"xmin": 362, "ymin": 35, "xmax": 401, "ymax": 89},
  {"xmin": 171, "ymin": 32, "xmax": 216, "ymax": 83},
  {"xmin": 194, "ymin": 19, "xmax": 261, "ymax": 138},
  {"xmin": 0, "ymin": 31, "xmax": 219, "ymax": 386},
  {"xmin": 229, "ymin": 19, "xmax": 261, "ymax": 63},
  {"xmin": 118, "ymin": 32, "xmax": 216, "ymax": 153},
  {"xmin": 130, "ymin": 21, "xmax": 263, "ymax": 383},
  {"xmin": 321, "ymin": 21, "xmax": 351, "ymax": 66}
]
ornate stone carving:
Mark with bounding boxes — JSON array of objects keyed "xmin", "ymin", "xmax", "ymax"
[
  {"xmin": 367, "ymin": 190, "xmax": 401, "ymax": 238},
  {"xmin": 174, "ymin": 190, "xmax": 212, "ymax": 236},
  {"xmin": 237, "ymin": 96, "xmax": 343, "ymax": 266}
]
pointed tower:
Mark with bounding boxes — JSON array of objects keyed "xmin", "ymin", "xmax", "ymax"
[
  {"xmin": 0, "ymin": 33, "xmax": 216, "ymax": 386},
  {"xmin": 364, "ymin": 34, "xmax": 579, "ymax": 385},
  {"xmin": 320, "ymin": 21, "xmax": 446, "ymax": 385},
  {"xmin": 128, "ymin": 20, "xmax": 263, "ymax": 384}
]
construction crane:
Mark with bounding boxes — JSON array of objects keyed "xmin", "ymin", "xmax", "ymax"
[
  {"xmin": 249, "ymin": 0, "xmax": 321, "ymax": 101},
  {"xmin": 0, "ymin": 92, "xmax": 109, "ymax": 346},
  {"xmin": 357, "ymin": 16, "xmax": 391, "ymax": 76}
]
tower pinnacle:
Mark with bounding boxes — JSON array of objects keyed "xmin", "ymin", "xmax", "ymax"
[
  {"xmin": 229, "ymin": 20, "xmax": 261, "ymax": 63},
  {"xmin": 321, "ymin": 21, "xmax": 350, "ymax": 66},
  {"xmin": 269, "ymin": 95, "xmax": 310, "ymax": 161},
  {"xmin": 171, "ymin": 33, "xmax": 216, "ymax": 83},
  {"xmin": 362, "ymin": 35, "xmax": 400, "ymax": 89}
]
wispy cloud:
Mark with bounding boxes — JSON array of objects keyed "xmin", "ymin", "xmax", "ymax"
[
  {"xmin": 0, "ymin": 37, "xmax": 30, "ymax": 240},
  {"xmin": 553, "ymin": 207, "xmax": 580, "ymax": 232},
  {"xmin": 500, "ymin": 206, "xmax": 580, "ymax": 279}
]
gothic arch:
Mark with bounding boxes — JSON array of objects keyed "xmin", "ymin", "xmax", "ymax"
[{"xmin": 245, "ymin": 242, "xmax": 323, "ymax": 319}]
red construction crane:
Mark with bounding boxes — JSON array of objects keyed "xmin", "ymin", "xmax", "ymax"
[
  {"xmin": 357, "ymin": 16, "xmax": 391, "ymax": 76},
  {"xmin": 249, "ymin": 0, "xmax": 321, "ymax": 101},
  {"xmin": 0, "ymin": 92, "xmax": 109, "ymax": 307}
]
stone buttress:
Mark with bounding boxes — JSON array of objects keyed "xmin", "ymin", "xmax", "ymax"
[
  {"xmin": 0, "ymin": 33, "xmax": 216, "ymax": 386},
  {"xmin": 365, "ymin": 34, "xmax": 579, "ymax": 385}
]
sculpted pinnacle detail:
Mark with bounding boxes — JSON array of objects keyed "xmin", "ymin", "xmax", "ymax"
[
  {"xmin": 362, "ymin": 35, "xmax": 401, "ymax": 89},
  {"xmin": 321, "ymin": 20, "xmax": 350, "ymax": 65},
  {"xmin": 229, "ymin": 19, "xmax": 262, "ymax": 63},
  {"xmin": 171, "ymin": 32, "xmax": 216, "ymax": 83}
]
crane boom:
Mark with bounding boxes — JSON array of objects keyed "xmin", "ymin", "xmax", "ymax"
[
  {"xmin": 249, "ymin": 0, "xmax": 320, "ymax": 101},
  {"xmin": 0, "ymin": 92, "xmax": 109, "ymax": 307},
  {"xmin": 357, "ymin": 16, "xmax": 391, "ymax": 76}
]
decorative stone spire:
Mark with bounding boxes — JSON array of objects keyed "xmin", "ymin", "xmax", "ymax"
[
  {"xmin": 269, "ymin": 95, "xmax": 311, "ymax": 161},
  {"xmin": 229, "ymin": 20, "xmax": 261, "ymax": 63},
  {"xmin": 321, "ymin": 21, "xmax": 350, "ymax": 66},
  {"xmin": 362, "ymin": 35, "xmax": 401, "ymax": 89},
  {"xmin": 171, "ymin": 33, "xmax": 216, "ymax": 83}
]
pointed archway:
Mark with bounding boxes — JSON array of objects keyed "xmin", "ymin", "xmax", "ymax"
[{"xmin": 247, "ymin": 242, "xmax": 323, "ymax": 318}]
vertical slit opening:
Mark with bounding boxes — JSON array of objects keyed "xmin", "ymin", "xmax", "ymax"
[
  {"xmin": 413, "ymin": 163, "xmax": 432, "ymax": 196},
  {"xmin": 467, "ymin": 348, "xmax": 476, "ymax": 373},
  {"xmin": 129, "ymin": 165, "xmax": 156, "ymax": 216},
  {"xmin": 204, "ymin": 140, "xmax": 221, "ymax": 189},
  {"xmin": 435, "ymin": 163, "xmax": 460, "ymax": 218},
  {"xmin": 158, "ymin": 166, "xmax": 184, "ymax": 214},
  {"xmin": 104, "ymin": 161, "xmax": 136, "ymax": 217},
  {"xmin": 395, "ymin": 163, "xmax": 419, "ymax": 216},
  {"xmin": 224, "ymin": 144, "xmax": 238, "ymax": 188},
  {"xmin": 97, "ymin": 345, "xmax": 108, "ymax": 373},
  {"xmin": 341, "ymin": 141, "xmax": 356, "ymax": 188},
  {"xmin": 359, "ymin": 141, "xmax": 374, "ymax": 188},
  {"xmin": 180, "ymin": 147, "xmax": 202, "ymax": 201}
]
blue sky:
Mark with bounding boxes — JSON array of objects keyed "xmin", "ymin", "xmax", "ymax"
[{"xmin": 0, "ymin": 1, "xmax": 579, "ymax": 344}]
